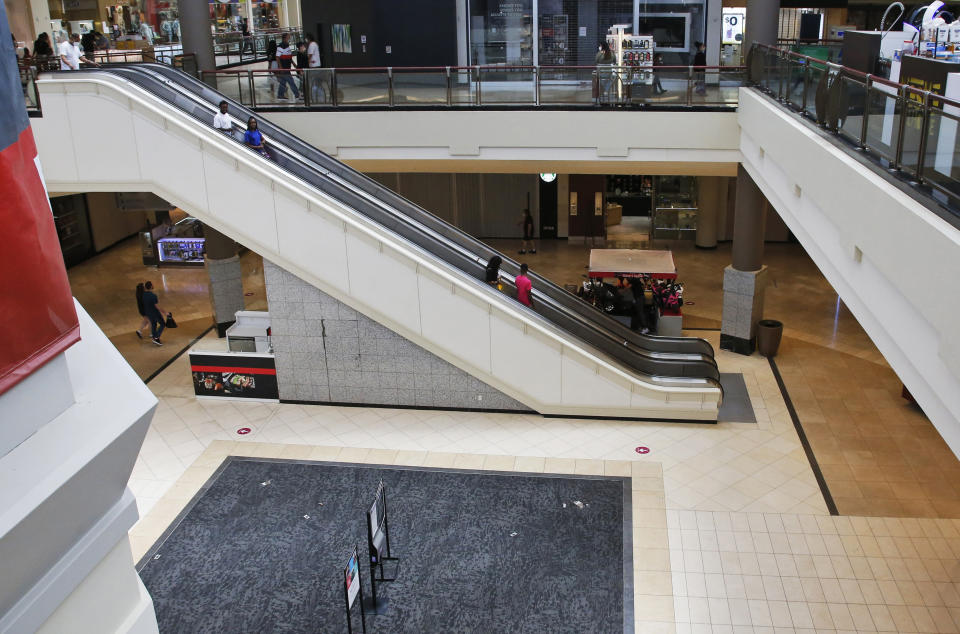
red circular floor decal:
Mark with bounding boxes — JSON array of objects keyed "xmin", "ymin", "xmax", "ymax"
[
  {"xmin": 245, "ymin": 292, "xmax": 254, "ymax": 296},
  {"xmin": 635, "ymin": 446, "xmax": 650, "ymax": 454},
  {"xmin": 237, "ymin": 427, "xmax": 251, "ymax": 435}
]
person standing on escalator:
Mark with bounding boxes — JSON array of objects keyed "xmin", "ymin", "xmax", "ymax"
[
  {"xmin": 516, "ymin": 263, "xmax": 534, "ymax": 309},
  {"xmin": 244, "ymin": 117, "xmax": 270, "ymax": 158}
]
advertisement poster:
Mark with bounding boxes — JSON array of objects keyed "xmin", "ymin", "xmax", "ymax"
[
  {"xmin": 189, "ymin": 353, "xmax": 279, "ymax": 400},
  {"xmin": 722, "ymin": 9, "xmax": 745, "ymax": 45},
  {"xmin": 332, "ymin": 24, "xmax": 352, "ymax": 54},
  {"xmin": 345, "ymin": 550, "xmax": 360, "ymax": 607}
]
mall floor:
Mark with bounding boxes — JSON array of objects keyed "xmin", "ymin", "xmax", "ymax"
[{"xmin": 67, "ymin": 230, "xmax": 960, "ymax": 632}]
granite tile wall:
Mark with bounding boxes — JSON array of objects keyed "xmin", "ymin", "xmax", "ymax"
[{"xmin": 264, "ymin": 260, "xmax": 529, "ymax": 412}]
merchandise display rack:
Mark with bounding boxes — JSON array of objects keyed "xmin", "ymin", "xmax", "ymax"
[{"xmin": 606, "ymin": 24, "xmax": 654, "ymax": 101}]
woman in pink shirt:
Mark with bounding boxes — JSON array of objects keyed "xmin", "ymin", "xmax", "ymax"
[{"xmin": 515, "ymin": 263, "xmax": 534, "ymax": 308}]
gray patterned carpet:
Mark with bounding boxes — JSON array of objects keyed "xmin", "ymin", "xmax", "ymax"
[{"xmin": 138, "ymin": 458, "xmax": 632, "ymax": 633}]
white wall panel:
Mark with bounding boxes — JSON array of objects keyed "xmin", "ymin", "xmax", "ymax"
[
  {"xmin": 489, "ymin": 311, "xmax": 562, "ymax": 405},
  {"xmin": 344, "ymin": 227, "xmax": 422, "ymax": 335},
  {"xmin": 274, "ymin": 190, "xmax": 350, "ymax": 294},
  {"xmin": 131, "ymin": 110, "xmax": 208, "ymax": 215},
  {"xmin": 30, "ymin": 91, "xmax": 78, "ymax": 184},
  {"xmin": 417, "ymin": 270, "xmax": 492, "ymax": 373},
  {"xmin": 67, "ymin": 92, "xmax": 141, "ymax": 185},
  {"xmin": 200, "ymin": 149, "xmax": 279, "ymax": 253},
  {"xmin": 561, "ymin": 354, "xmax": 632, "ymax": 409}
]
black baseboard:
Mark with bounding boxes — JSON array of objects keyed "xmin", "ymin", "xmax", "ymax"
[{"xmin": 720, "ymin": 333, "xmax": 755, "ymax": 355}]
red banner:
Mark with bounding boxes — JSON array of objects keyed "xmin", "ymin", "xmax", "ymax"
[{"xmin": 0, "ymin": 33, "xmax": 81, "ymax": 395}]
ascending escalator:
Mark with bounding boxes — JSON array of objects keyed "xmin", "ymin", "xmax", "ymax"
[{"xmin": 73, "ymin": 63, "xmax": 721, "ymax": 387}]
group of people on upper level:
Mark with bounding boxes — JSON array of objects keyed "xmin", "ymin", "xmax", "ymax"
[{"xmin": 265, "ymin": 33, "xmax": 323, "ymax": 102}]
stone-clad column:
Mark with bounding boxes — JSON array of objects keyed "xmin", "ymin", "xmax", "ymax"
[
  {"xmin": 720, "ymin": 166, "xmax": 768, "ymax": 355},
  {"xmin": 204, "ymin": 226, "xmax": 245, "ymax": 337},
  {"xmin": 745, "ymin": 0, "xmax": 780, "ymax": 56},
  {"xmin": 178, "ymin": 0, "xmax": 216, "ymax": 83}
]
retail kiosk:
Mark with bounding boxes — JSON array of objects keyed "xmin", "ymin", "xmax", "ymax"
[{"xmin": 189, "ymin": 311, "xmax": 278, "ymax": 401}]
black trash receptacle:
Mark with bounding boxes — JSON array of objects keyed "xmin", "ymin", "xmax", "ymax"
[{"xmin": 757, "ymin": 319, "xmax": 783, "ymax": 357}]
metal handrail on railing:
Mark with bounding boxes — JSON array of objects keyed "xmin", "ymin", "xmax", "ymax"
[
  {"xmin": 196, "ymin": 63, "xmax": 744, "ymax": 109},
  {"xmin": 748, "ymin": 42, "xmax": 960, "ymax": 211}
]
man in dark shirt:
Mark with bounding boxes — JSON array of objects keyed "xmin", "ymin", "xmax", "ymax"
[{"xmin": 142, "ymin": 281, "xmax": 168, "ymax": 345}]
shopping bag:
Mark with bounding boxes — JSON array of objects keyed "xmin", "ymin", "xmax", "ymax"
[{"xmin": 165, "ymin": 313, "xmax": 178, "ymax": 328}]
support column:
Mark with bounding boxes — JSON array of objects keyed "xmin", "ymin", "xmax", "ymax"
[
  {"xmin": 695, "ymin": 176, "xmax": 722, "ymax": 249},
  {"xmin": 178, "ymin": 0, "xmax": 216, "ymax": 81},
  {"xmin": 745, "ymin": 0, "xmax": 780, "ymax": 55},
  {"xmin": 720, "ymin": 166, "xmax": 768, "ymax": 355},
  {"xmin": 204, "ymin": 227, "xmax": 245, "ymax": 337}
]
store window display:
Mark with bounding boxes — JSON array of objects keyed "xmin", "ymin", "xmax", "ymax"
[{"xmin": 470, "ymin": 0, "xmax": 533, "ymax": 66}]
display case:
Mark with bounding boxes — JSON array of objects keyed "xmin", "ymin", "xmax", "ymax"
[
  {"xmin": 606, "ymin": 26, "xmax": 655, "ymax": 101},
  {"xmin": 652, "ymin": 176, "xmax": 698, "ymax": 240},
  {"xmin": 157, "ymin": 236, "xmax": 205, "ymax": 265}
]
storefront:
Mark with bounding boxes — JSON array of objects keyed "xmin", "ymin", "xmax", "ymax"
[
  {"xmin": 602, "ymin": 175, "xmax": 699, "ymax": 242},
  {"xmin": 468, "ymin": 0, "xmax": 706, "ymax": 67}
]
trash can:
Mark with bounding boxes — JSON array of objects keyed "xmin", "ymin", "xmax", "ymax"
[{"xmin": 757, "ymin": 319, "xmax": 783, "ymax": 357}]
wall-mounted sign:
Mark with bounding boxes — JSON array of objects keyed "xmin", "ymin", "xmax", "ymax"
[
  {"xmin": 539, "ymin": 173, "xmax": 557, "ymax": 183},
  {"xmin": 722, "ymin": 9, "xmax": 745, "ymax": 45},
  {"xmin": 594, "ymin": 191, "xmax": 603, "ymax": 216},
  {"xmin": 569, "ymin": 191, "xmax": 577, "ymax": 216}
]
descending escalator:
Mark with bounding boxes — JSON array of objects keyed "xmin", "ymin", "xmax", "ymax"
[{"xmin": 77, "ymin": 63, "xmax": 721, "ymax": 387}]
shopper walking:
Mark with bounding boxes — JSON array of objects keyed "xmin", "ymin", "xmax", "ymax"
[
  {"xmin": 142, "ymin": 281, "xmax": 169, "ymax": 345},
  {"xmin": 595, "ymin": 41, "xmax": 615, "ymax": 104},
  {"xmin": 518, "ymin": 209, "xmax": 536, "ymax": 254},
  {"xmin": 693, "ymin": 41, "xmax": 707, "ymax": 95},
  {"xmin": 305, "ymin": 33, "xmax": 325, "ymax": 103},
  {"xmin": 266, "ymin": 39, "xmax": 278, "ymax": 97},
  {"xmin": 515, "ymin": 263, "xmax": 534, "ymax": 308},
  {"xmin": 484, "ymin": 255, "xmax": 503, "ymax": 288},
  {"xmin": 244, "ymin": 116, "xmax": 269, "ymax": 157},
  {"xmin": 652, "ymin": 53, "xmax": 666, "ymax": 95},
  {"xmin": 213, "ymin": 100, "xmax": 233, "ymax": 133},
  {"xmin": 275, "ymin": 34, "xmax": 300, "ymax": 101},
  {"xmin": 134, "ymin": 282, "xmax": 151, "ymax": 339},
  {"xmin": 58, "ymin": 33, "xmax": 95, "ymax": 70}
]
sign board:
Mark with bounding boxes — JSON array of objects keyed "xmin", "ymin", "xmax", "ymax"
[
  {"xmin": 722, "ymin": 9, "xmax": 745, "ymax": 45},
  {"xmin": 368, "ymin": 481, "xmax": 387, "ymax": 562},
  {"xmin": 190, "ymin": 352, "xmax": 279, "ymax": 400},
  {"xmin": 345, "ymin": 549, "xmax": 361, "ymax": 608}
]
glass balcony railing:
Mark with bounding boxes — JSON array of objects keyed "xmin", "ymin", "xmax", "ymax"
[
  {"xmin": 196, "ymin": 65, "xmax": 745, "ymax": 109},
  {"xmin": 748, "ymin": 43, "xmax": 960, "ymax": 212}
]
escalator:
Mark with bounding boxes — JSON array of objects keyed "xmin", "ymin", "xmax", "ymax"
[{"xmin": 35, "ymin": 64, "xmax": 723, "ymax": 417}]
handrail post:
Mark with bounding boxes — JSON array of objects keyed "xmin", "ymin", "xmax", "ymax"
[
  {"xmin": 916, "ymin": 91, "xmax": 932, "ymax": 183},
  {"xmin": 859, "ymin": 75, "xmax": 872, "ymax": 150},
  {"xmin": 801, "ymin": 62, "xmax": 810, "ymax": 114},
  {"xmin": 476, "ymin": 66, "xmax": 481, "ymax": 106},
  {"xmin": 331, "ymin": 69, "xmax": 338, "ymax": 107},
  {"xmin": 446, "ymin": 66, "xmax": 452, "ymax": 106},
  {"xmin": 303, "ymin": 69, "xmax": 310, "ymax": 108},
  {"xmin": 894, "ymin": 85, "xmax": 909, "ymax": 171},
  {"xmin": 388, "ymin": 67, "xmax": 394, "ymax": 106},
  {"xmin": 535, "ymin": 65, "xmax": 540, "ymax": 106},
  {"xmin": 249, "ymin": 70, "xmax": 257, "ymax": 108},
  {"xmin": 687, "ymin": 65, "xmax": 693, "ymax": 106}
]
